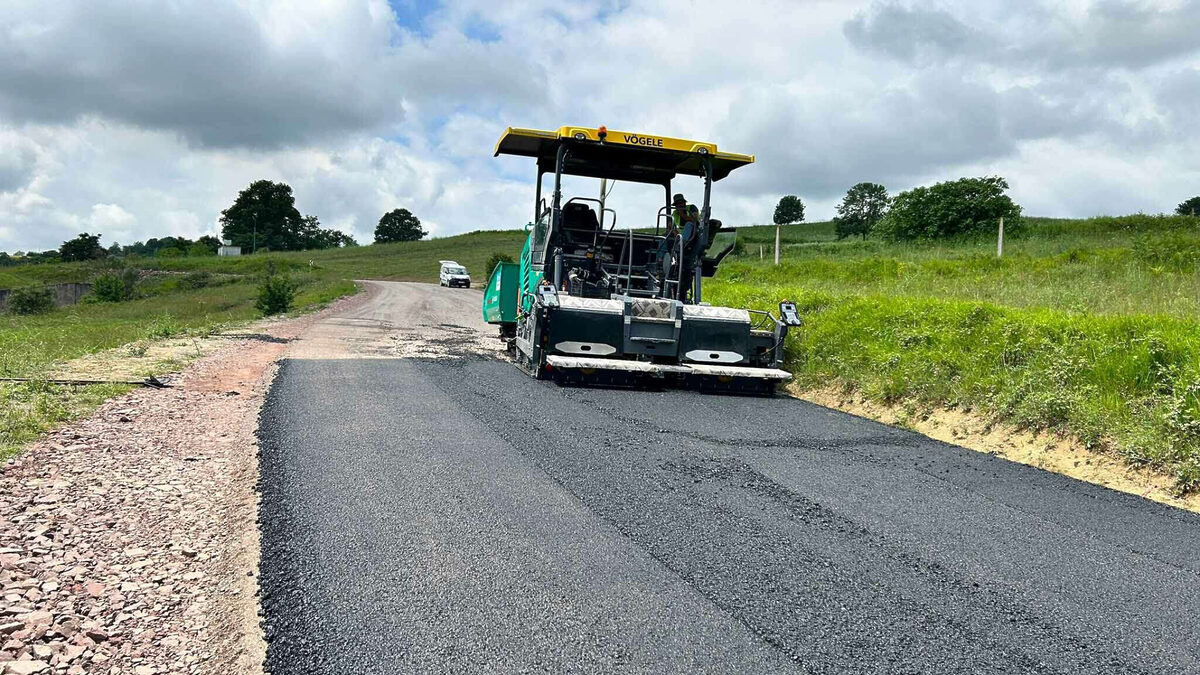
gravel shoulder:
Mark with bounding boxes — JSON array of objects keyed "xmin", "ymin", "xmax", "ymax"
[{"xmin": 0, "ymin": 292, "xmax": 368, "ymax": 675}]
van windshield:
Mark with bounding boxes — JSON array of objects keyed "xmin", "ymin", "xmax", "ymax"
[{"xmin": 446, "ymin": 267, "xmax": 467, "ymax": 275}]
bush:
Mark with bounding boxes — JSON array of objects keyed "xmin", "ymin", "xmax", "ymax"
[
  {"xmin": 874, "ymin": 176, "xmax": 1021, "ymax": 241},
  {"xmin": 179, "ymin": 271, "xmax": 213, "ymax": 290},
  {"xmin": 256, "ymin": 266, "xmax": 296, "ymax": 316},
  {"xmin": 485, "ymin": 252, "xmax": 515, "ymax": 277},
  {"xmin": 6, "ymin": 286, "xmax": 55, "ymax": 315},
  {"xmin": 91, "ymin": 269, "xmax": 137, "ymax": 302}
]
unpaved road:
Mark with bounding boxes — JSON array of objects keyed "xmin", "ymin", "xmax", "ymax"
[{"xmin": 258, "ymin": 281, "xmax": 1200, "ymax": 674}]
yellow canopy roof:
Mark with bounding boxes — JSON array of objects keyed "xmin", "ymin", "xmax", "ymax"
[{"xmin": 494, "ymin": 126, "xmax": 754, "ymax": 183}]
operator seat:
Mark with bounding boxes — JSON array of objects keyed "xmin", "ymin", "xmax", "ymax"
[
  {"xmin": 559, "ymin": 202, "xmax": 601, "ymax": 250},
  {"xmin": 561, "ymin": 202, "xmax": 599, "ymax": 231}
]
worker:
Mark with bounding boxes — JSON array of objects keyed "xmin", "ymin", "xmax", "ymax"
[
  {"xmin": 652, "ymin": 193, "xmax": 702, "ymax": 296},
  {"xmin": 672, "ymin": 193, "xmax": 701, "ymax": 245}
]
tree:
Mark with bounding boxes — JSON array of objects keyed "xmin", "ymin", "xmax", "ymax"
[
  {"xmin": 60, "ymin": 233, "xmax": 105, "ymax": 262},
  {"xmin": 295, "ymin": 215, "xmax": 356, "ymax": 249},
  {"xmin": 220, "ymin": 180, "xmax": 306, "ymax": 252},
  {"xmin": 375, "ymin": 208, "xmax": 427, "ymax": 243},
  {"xmin": 874, "ymin": 176, "xmax": 1022, "ymax": 241},
  {"xmin": 769, "ymin": 196, "xmax": 804, "ymax": 265},
  {"xmin": 187, "ymin": 241, "xmax": 215, "ymax": 257},
  {"xmin": 834, "ymin": 183, "xmax": 889, "ymax": 240},
  {"xmin": 197, "ymin": 235, "xmax": 222, "ymax": 254},
  {"xmin": 773, "ymin": 195, "xmax": 805, "ymax": 226},
  {"xmin": 1177, "ymin": 196, "xmax": 1200, "ymax": 217}
]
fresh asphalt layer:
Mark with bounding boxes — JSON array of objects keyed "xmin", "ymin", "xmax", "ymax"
[{"xmin": 257, "ymin": 356, "xmax": 1200, "ymax": 674}]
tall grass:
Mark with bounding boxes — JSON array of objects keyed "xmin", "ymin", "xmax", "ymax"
[{"xmin": 710, "ymin": 214, "xmax": 1200, "ymax": 491}]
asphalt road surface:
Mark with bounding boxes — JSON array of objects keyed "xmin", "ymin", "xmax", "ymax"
[{"xmin": 257, "ymin": 281, "xmax": 1200, "ymax": 674}]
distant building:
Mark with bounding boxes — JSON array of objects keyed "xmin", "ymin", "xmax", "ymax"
[{"xmin": 217, "ymin": 239, "xmax": 241, "ymax": 257}]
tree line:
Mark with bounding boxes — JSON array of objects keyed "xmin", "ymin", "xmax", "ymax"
[
  {"xmin": 776, "ymin": 182, "xmax": 1200, "ymax": 242},
  {"xmin": 773, "ymin": 177, "xmax": 1023, "ymax": 241},
  {"xmin": 1, "ymin": 179, "xmax": 430, "ymax": 267}
]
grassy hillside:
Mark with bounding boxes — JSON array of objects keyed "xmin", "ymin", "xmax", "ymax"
[{"xmin": 708, "ymin": 214, "xmax": 1200, "ymax": 492}]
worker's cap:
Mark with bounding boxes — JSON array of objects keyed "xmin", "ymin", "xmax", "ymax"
[{"xmin": 672, "ymin": 193, "xmax": 686, "ymax": 205}]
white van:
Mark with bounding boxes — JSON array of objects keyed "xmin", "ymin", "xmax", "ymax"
[{"xmin": 438, "ymin": 260, "xmax": 471, "ymax": 288}]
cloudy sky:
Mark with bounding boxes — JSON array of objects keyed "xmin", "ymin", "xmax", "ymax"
[{"xmin": 1, "ymin": 0, "xmax": 1198, "ymax": 252}]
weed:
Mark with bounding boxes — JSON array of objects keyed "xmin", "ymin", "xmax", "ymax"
[{"xmin": 144, "ymin": 313, "xmax": 183, "ymax": 339}]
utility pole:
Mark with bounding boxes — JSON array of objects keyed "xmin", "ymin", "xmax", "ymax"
[
  {"xmin": 996, "ymin": 216, "xmax": 1004, "ymax": 258},
  {"xmin": 774, "ymin": 223, "xmax": 781, "ymax": 265}
]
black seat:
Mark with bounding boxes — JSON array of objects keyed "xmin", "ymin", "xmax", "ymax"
[{"xmin": 561, "ymin": 202, "xmax": 599, "ymax": 231}]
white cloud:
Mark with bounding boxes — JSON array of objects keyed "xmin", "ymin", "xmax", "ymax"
[{"xmin": 1, "ymin": 0, "xmax": 1199, "ymax": 254}]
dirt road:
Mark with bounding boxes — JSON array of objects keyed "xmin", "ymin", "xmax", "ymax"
[{"xmin": 257, "ymin": 281, "xmax": 1200, "ymax": 674}]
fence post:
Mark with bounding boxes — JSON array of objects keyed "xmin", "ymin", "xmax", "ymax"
[
  {"xmin": 774, "ymin": 224, "xmax": 781, "ymax": 265},
  {"xmin": 997, "ymin": 216, "xmax": 1004, "ymax": 258}
]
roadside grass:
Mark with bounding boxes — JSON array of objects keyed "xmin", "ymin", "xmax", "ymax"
[
  {"xmin": 0, "ymin": 382, "xmax": 130, "ymax": 461},
  {"xmin": 709, "ymin": 214, "xmax": 1200, "ymax": 492},
  {"xmin": 0, "ymin": 268, "xmax": 355, "ymax": 459}
]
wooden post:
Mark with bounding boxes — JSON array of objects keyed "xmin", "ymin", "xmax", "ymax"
[
  {"xmin": 997, "ymin": 216, "xmax": 1004, "ymax": 258},
  {"xmin": 774, "ymin": 224, "xmax": 781, "ymax": 265},
  {"xmin": 759, "ymin": 244, "xmax": 763, "ymax": 259}
]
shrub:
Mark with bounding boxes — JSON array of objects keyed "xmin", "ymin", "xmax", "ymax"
[
  {"xmin": 179, "ymin": 271, "xmax": 213, "ymax": 290},
  {"xmin": 874, "ymin": 176, "xmax": 1021, "ymax": 241},
  {"xmin": 256, "ymin": 266, "xmax": 296, "ymax": 316},
  {"xmin": 91, "ymin": 269, "xmax": 137, "ymax": 302},
  {"xmin": 6, "ymin": 286, "xmax": 55, "ymax": 315},
  {"xmin": 485, "ymin": 252, "xmax": 515, "ymax": 277}
]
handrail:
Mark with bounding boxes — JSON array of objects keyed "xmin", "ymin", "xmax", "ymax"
[
  {"xmin": 656, "ymin": 206, "xmax": 671, "ymax": 235},
  {"xmin": 624, "ymin": 229, "xmax": 633, "ymax": 295},
  {"xmin": 676, "ymin": 235, "xmax": 684, "ymax": 300}
]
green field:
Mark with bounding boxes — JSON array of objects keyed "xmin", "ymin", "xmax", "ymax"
[
  {"xmin": 710, "ymin": 214, "xmax": 1200, "ymax": 492},
  {"xmin": 4, "ymin": 215, "xmax": 1199, "ymax": 491},
  {"xmin": 0, "ymin": 261, "xmax": 357, "ymax": 459}
]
